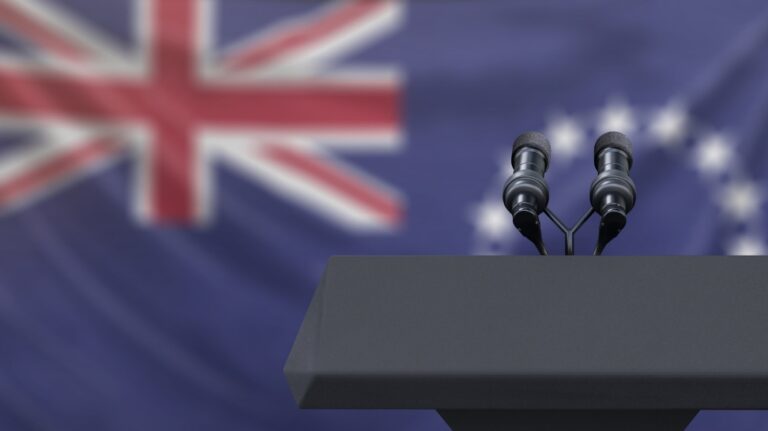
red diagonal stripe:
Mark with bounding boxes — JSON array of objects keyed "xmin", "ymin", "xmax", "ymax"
[
  {"xmin": 261, "ymin": 144, "xmax": 401, "ymax": 224},
  {"xmin": 0, "ymin": 139, "xmax": 121, "ymax": 206},
  {"xmin": 222, "ymin": 1, "xmax": 386, "ymax": 71},
  {"xmin": 0, "ymin": 1, "xmax": 87, "ymax": 60}
]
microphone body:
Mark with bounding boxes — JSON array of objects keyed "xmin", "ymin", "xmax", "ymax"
[
  {"xmin": 503, "ymin": 132, "xmax": 551, "ymax": 254},
  {"xmin": 590, "ymin": 132, "xmax": 636, "ymax": 253}
]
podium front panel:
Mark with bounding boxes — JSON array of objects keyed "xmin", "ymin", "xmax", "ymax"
[{"xmin": 285, "ymin": 256, "xmax": 768, "ymax": 409}]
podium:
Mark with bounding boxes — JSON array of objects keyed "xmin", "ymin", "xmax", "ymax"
[{"xmin": 285, "ymin": 256, "xmax": 768, "ymax": 430}]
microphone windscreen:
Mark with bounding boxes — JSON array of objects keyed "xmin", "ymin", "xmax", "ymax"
[
  {"xmin": 594, "ymin": 131, "xmax": 632, "ymax": 167},
  {"xmin": 512, "ymin": 131, "xmax": 551, "ymax": 162}
]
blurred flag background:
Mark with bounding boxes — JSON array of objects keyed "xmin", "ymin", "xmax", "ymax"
[{"xmin": 0, "ymin": 0, "xmax": 765, "ymax": 430}]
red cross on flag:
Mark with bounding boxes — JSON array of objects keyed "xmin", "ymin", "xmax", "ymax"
[{"xmin": 0, "ymin": 0, "xmax": 404, "ymax": 230}]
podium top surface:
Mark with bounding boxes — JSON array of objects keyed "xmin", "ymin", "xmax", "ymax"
[{"xmin": 285, "ymin": 256, "xmax": 768, "ymax": 409}]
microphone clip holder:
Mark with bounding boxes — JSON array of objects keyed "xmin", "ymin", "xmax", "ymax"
[
  {"xmin": 542, "ymin": 207, "xmax": 595, "ymax": 255},
  {"xmin": 521, "ymin": 205, "xmax": 617, "ymax": 256}
]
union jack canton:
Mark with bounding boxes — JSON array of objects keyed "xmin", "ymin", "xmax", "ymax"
[{"xmin": 0, "ymin": 0, "xmax": 404, "ymax": 230}]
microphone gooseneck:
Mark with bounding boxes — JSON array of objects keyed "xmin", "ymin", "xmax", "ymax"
[{"xmin": 502, "ymin": 132, "xmax": 551, "ymax": 255}]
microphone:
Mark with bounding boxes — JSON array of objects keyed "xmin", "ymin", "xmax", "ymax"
[
  {"xmin": 590, "ymin": 131, "xmax": 636, "ymax": 255},
  {"xmin": 503, "ymin": 132, "xmax": 551, "ymax": 255}
]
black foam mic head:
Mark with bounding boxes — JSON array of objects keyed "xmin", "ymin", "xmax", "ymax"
[
  {"xmin": 513, "ymin": 131, "xmax": 551, "ymax": 170},
  {"xmin": 593, "ymin": 131, "xmax": 633, "ymax": 170}
]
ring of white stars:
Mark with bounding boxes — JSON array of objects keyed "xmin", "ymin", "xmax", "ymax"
[{"xmin": 471, "ymin": 98, "xmax": 766, "ymax": 255}]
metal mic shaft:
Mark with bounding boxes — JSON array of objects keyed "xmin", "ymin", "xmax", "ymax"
[
  {"xmin": 503, "ymin": 132, "xmax": 551, "ymax": 255},
  {"xmin": 590, "ymin": 131, "xmax": 636, "ymax": 254}
]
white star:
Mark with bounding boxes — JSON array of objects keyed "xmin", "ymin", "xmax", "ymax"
[
  {"xmin": 727, "ymin": 236, "xmax": 767, "ymax": 256},
  {"xmin": 597, "ymin": 100, "xmax": 636, "ymax": 135},
  {"xmin": 546, "ymin": 115, "xmax": 585, "ymax": 161},
  {"xmin": 472, "ymin": 243, "xmax": 504, "ymax": 256},
  {"xmin": 648, "ymin": 102, "xmax": 688, "ymax": 146},
  {"xmin": 718, "ymin": 181, "xmax": 763, "ymax": 222},
  {"xmin": 498, "ymin": 154, "xmax": 514, "ymax": 179},
  {"xmin": 472, "ymin": 200, "xmax": 513, "ymax": 240},
  {"xmin": 693, "ymin": 133, "xmax": 733, "ymax": 175}
]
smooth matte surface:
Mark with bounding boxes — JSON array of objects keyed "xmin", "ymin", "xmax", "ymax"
[
  {"xmin": 285, "ymin": 256, "xmax": 768, "ymax": 409},
  {"xmin": 438, "ymin": 410, "xmax": 697, "ymax": 431}
]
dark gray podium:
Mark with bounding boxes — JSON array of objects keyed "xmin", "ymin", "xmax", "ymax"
[{"xmin": 285, "ymin": 256, "xmax": 768, "ymax": 430}]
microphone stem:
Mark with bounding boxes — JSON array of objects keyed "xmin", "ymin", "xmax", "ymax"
[{"xmin": 543, "ymin": 207, "xmax": 595, "ymax": 255}]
